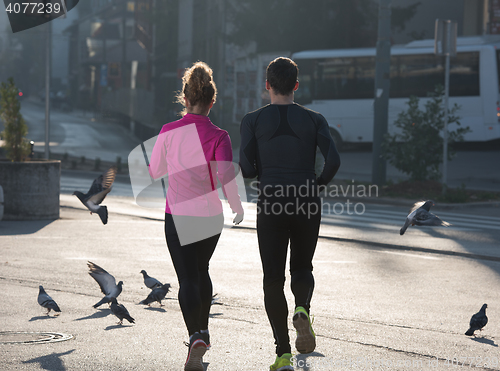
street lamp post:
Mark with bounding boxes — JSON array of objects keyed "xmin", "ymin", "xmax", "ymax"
[
  {"xmin": 372, "ymin": 0, "xmax": 392, "ymax": 186},
  {"xmin": 434, "ymin": 19, "xmax": 457, "ymax": 195},
  {"xmin": 44, "ymin": 20, "xmax": 52, "ymax": 160}
]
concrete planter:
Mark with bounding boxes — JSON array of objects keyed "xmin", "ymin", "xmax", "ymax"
[{"xmin": 0, "ymin": 160, "xmax": 61, "ymax": 221}]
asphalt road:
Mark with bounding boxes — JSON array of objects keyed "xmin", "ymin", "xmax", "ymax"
[
  {"xmin": 1, "ymin": 196, "xmax": 499, "ymax": 370},
  {"xmin": 15, "ymin": 98, "xmax": 500, "ymax": 192},
  {"xmin": 20, "ymin": 100, "xmax": 140, "ymax": 163},
  {"xmin": 1, "ymin": 97, "xmax": 499, "ymax": 370}
]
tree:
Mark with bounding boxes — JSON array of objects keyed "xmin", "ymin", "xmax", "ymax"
[
  {"xmin": 0, "ymin": 24, "xmax": 45, "ymax": 97},
  {"xmin": 0, "ymin": 77, "xmax": 31, "ymax": 162},
  {"xmin": 382, "ymin": 85, "xmax": 470, "ymax": 181},
  {"xmin": 228, "ymin": 0, "xmax": 420, "ymax": 53}
]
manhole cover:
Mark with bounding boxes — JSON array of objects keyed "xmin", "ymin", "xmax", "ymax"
[{"xmin": 0, "ymin": 331, "xmax": 73, "ymax": 344}]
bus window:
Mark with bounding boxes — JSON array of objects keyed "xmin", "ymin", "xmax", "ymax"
[
  {"xmin": 449, "ymin": 52, "xmax": 479, "ymax": 96},
  {"xmin": 354, "ymin": 57, "xmax": 376, "ymax": 99},
  {"xmin": 390, "ymin": 52, "xmax": 479, "ymax": 98},
  {"xmin": 295, "ymin": 59, "xmax": 314, "ymax": 105},
  {"xmin": 390, "ymin": 54, "xmax": 443, "ymax": 98},
  {"xmin": 295, "ymin": 51, "xmax": 479, "ymax": 103},
  {"xmin": 497, "ymin": 49, "xmax": 500, "ymax": 94}
]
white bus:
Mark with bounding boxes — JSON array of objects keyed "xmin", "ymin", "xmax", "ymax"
[{"xmin": 292, "ymin": 36, "xmax": 500, "ymax": 148}]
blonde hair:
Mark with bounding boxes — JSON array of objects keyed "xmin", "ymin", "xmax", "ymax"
[{"xmin": 177, "ymin": 61, "xmax": 217, "ymax": 116}]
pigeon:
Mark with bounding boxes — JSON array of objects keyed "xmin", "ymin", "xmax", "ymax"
[
  {"xmin": 400, "ymin": 200, "xmax": 451, "ymax": 235},
  {"xmin": 211, "ymin": 293, "xmax": 221, "ymax": 305},
  {"xmin": 140, "ymin": 270, "xmax": 163, "ymax": 290},
  {"xmin": 37, "ymin": 285, "xmax": 61, "ymax": 316},
  {"xmin": 110, "ymin": 298, "xmax": 135, "ymax": 325},
  {"xmin": 87, "ymin": 261, "xmax": 123, "ymax": 308},
  {"xmin": 73, "ymin": 166, "xmax": 117, "ymax": 224},
  {"xmin": 139, "ymin": 283, "xmax": 171, "ymax": 307},
  {"xmin": 465, "ymin": 304, "xmax": 488, "ymax": 336}
]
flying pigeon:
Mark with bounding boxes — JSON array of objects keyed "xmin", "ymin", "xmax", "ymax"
[
  {"xmin": 37, "ymin": 285, "xmax": 61, "ymax": 316},
  {"xmin": 465, "ymin": 304, "xmax": 488, "ymax": 336},
  {"xmin": 110, "ymin": 298, "xmax": 135, "ymax": 325},
  {"xmin": 400, "ymin": 200, "xmax": 450, "ymax": 235},
  {"xmin": 73, "ymin": 166, "xmax": 117, "ymax": 224},
  {"xmin": 87, "ymin": 261, "xmax": 123, "ymax": 308},
  {"xmin": 140, "ymin": 270, "xmax": 163, "ymax": 290},
  {"xmin": 139, "ymin": 283, "xmax": 171, "ymax": 307}
]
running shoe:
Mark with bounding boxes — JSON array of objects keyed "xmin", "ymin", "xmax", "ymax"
[
  {"xmin": 200, "ymin": 331, "xmax": 211, "ymax": 349},
  {"xmin": 269, "ymin": 353, "xmax": 293, "ymax": 371},
  {"xmin": 184, "ymin": 332, "xmax": 207, "ymax": 371},
  {"xmin": 293, "ymin": 306, "xmax": 316, "ymax": 354}
]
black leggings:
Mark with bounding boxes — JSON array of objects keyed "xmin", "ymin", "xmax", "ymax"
[
  {"xmin": 165, "ymin": 213, "xmax": 223, "ymax": 336},
  {"xmin": 257, "ymin": 195, "xmax": 321, "ymax": 356}
]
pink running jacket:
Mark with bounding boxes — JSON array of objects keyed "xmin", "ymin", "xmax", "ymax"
[{"xmin": 148, "ymin": 113, "xmax": 244, "ymax": 216}]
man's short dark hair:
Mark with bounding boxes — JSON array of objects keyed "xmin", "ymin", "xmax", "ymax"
[{"xmin": 266, "ymin": 57, "xmax": 298, "ymax": 96}]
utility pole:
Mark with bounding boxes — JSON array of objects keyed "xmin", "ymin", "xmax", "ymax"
[
  {"xmin": 372, "ymin": 0, "xmax": 392, "ymax": 186},
  {"xmin": 435, "ymin": 19, "xmax": 457, "ymax": 195},
  {"xmin": 44, "ymin": 20, "xmax": 52, "ymax": 160}
]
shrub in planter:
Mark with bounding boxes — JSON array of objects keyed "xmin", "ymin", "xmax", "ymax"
[
  {"xmin": 0, "ymin": 78, "xmax": 60, "ymax": 220},
  {"xmin": 0, "ymin": 77, "xmax": 31, "ymax": 161},
  {"xmin": 382, "ymin": 85, "xmax": 470, "ymax": 181}
]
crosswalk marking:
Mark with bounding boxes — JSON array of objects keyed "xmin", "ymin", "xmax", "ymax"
[
  {"xmin": 60, "ymin": 174, "xmax": 499, "ymax": 232},
  {"xmin": 319, "ymin": 204, "xmax": 500, "ymax": 231},
  {"xmin": 369, "ymin": 208, "xmax": 500, "ymax": 223}
]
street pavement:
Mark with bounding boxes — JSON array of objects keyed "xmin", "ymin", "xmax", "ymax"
[
  {"xmin": 1, "ymin": 99, "xmax": 499, "ymax": 370},
  {"xmin": 1, "ymin": 194, "xmax": 500, "ymax": 370}
]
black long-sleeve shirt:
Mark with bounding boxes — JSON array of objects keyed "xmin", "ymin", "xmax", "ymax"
[{"xmin": 239, "ymin": 103, "xmax": 341, "ymax": 189}]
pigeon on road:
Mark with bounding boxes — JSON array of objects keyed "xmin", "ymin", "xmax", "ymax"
[
  {"xmin": 37, "ymin": 286, "xmax": 61, "ymax": 316},
  {"xmin": 211, "ymin": 293, "xmax": 221, "ymax": 305},
  {"xmin": 87, "ymin": 261, "xmax": 123, "ymax": 308},
  {"xmin": 465, "ymin": 304, "xmax": 488, "ymax": 336},
  {"xmin": 110, "ymin": 298, "xmax": 135, "ymax": 325},
  {"xmin": 73, "ymin": 166, "xmax": 117, "ymax": 225},
  {"xmin": 400, "ymin": 200, "xmax": 450, "ymax": 235},
  {"xmin": 140, "ymin": 270, "xmax": 163, "ymax": 290},
  {"xmin": 139, "ymin": 283, "xmax": 171, "ymax": 307}
]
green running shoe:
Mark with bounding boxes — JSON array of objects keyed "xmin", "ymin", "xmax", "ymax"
[
  {"xmin": 293, "ymin": 306, "xmax": 316, "ymax": 354},
  {"xmin": 269, "ymin": 353, "xmax": 293, "ymax": 371}
]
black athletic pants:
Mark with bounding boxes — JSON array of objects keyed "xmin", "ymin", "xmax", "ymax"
[
  {"xmin": 165, "ymin": 212, "xmax": 223, "ymax": 336},
  {"xmin": 256, "ymin": 194, "xmax": 321, "ymax": 356}
]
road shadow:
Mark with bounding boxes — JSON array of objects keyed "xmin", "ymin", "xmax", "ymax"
[
  {"xmin": 294, "ymin": 352, "xmax": 326, "ymax": 370},
  {"xmin": 141, "ymin": 306, "xmax": 166, "ymax": 313},
  {"xmin": 74, "ymin": 309, "xmax": 111, "ymax": 321},
  {"xmin": 0, "ymin": 220, "xmax": 55, "ymax": 236},
  {"xmin": 29, "ymin": 315, "xmax": 58, "ymax": 322},
  {"xmin": 104, "ymin": 324, "xmax": 134, "ymax": 331},
  {"xmin": 470, "ymin": 336, "xmax": 498, "ymax": 347},
  {"xmin": 22, "ymin": 349, "xmax": 75, "ymax": 371},
  {"xmin": 209, "ymin": 312, "xmax": 223, "ymax": 318}
]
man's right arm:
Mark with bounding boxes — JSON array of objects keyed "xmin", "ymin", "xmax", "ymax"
[{"xmin": 239, "ymin": 115, "xmax": 258, "ymax": 179}]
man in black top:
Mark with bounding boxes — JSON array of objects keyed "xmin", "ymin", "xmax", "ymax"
[{"xmin": 239, "ymin": 57, "xmax": 341, "ymax": 370}]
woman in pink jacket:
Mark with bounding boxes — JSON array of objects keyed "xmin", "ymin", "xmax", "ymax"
[{"xmin": 149, "ymin": 61, "xmax": 244, "ymax": 371}]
